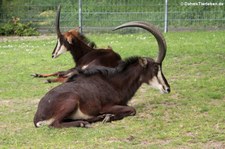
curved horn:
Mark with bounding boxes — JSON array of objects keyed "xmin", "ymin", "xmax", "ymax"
[
  {"xmin": 113, "ymin": 21, "xmax": 167, "ymax": 63},
  {"xmin": 55, "ymin": 5, "xmax": 62, "ymax": 37}
]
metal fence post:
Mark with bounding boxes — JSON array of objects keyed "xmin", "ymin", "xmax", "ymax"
[
  {"xmin": 164, "ymin": 0, "xmax": 168, "ymax": 33},
  {"xmin": 78, "ymin": 0, "xmax": 83, "ymax": 33}
]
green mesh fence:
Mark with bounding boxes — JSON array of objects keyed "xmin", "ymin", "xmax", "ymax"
[{"xmin": 0, "ymin": 0, "xmax": 224, "ymax": 33}]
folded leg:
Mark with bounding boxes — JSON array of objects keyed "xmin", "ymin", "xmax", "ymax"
[{"xmin": 100, "ymin": 105, "xmax": 136, "ymax": 122}]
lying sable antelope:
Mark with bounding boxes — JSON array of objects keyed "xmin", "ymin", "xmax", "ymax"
[
  {"xmin": 32, "ymin": 5, "xmax": 121, "ymax": 83},
  {"xmin": 33, "ymin": 22, "xmax": 171, "ymax": 128}
]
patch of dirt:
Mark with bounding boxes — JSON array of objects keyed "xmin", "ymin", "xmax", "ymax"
[
  {"xmin": 0, "ymin": 35, "xmax": 54, "ymax": 42},
  {"xmin": 204, "ymin": 141, "xmax": 225, "ymax": 149},
  {"xmin": 106, "ymin": 135, "xmax": 136, "ymax": 144},
  {"xmin": 0, "ymin": 99, "xmax": 15, "ymax": 106},
  {"xmin": 146, "ymin": 140, "xmax": 225, "ymax": 148},
  {"xmin": 146, "ymin": 139, "xmax": 172, "ymax": 146},
  {"xmin": 210, "ymin": 99, "xmax": 225, "ymax": 106},
  {"xmin": 0, "ymin": 99, "xmax": 39, "ymax": 108},
  {"xmin": 170, "ymin": 92, "xmax": 183, "ymax": 100}
]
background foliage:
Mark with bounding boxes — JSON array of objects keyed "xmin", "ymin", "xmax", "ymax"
[
  {"xmin": 0, "ymin": 17, "xmax": 39, "ymax": 36},
  {"xmin": 0, "ymin": 0, "xmax": 224, "ymax": 33}
]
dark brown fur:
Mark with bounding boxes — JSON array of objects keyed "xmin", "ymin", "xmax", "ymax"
[
  {"xmin": 33, "ymin": 29, "xmax": 121, "ymax": 83},
  {"xmin": 32, "ymin": 7, "xmax": 121, "ymax": 83},
  {"xmin": 33, "ymin": 19, "xmax": 171, "ymax": 128},
  {"xmin": 34, "ymin": 57, "xmax": 167, "ymax": 128}
]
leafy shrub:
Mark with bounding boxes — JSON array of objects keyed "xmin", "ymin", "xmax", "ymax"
[{"xmin": 0, "ymin": 17, "xmax": 39, "ymax": 36}]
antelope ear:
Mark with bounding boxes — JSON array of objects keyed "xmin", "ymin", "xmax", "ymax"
[{"xmin": 139, "ymin": 58, "xmax": 148, "ymax": 68}]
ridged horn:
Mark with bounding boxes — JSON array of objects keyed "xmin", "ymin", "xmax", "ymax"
[
  {"xmin": 113, "ymin": 21, "xmax": 167, "ymax": 63},
  {"xmin": 55, "ymin": 5, "xmax": 62, "ymax": 37}
]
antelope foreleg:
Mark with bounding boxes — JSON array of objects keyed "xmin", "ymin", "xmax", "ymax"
[
  {"xmin": 100, "ymin": 105, "xmax": 136, "ymax": 123},
  {"xmin": 85, "ymin": 114, "xmax": 114, "ymax": 123},
  {"xmin": 51, "ymin": 120, "xmax": 90, "ymax": 128}
]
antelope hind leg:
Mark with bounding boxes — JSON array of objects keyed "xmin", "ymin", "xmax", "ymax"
[
  {"xmin": 31, "ymin": 70, "xmax": 70, "ymax": 78},
  {"xmin": 31, "ymin": 72, "xmax": 61, "ymax": 78},
  {"xmin": 45, "ymin": 77, "xmax": 68, "ymax": 83},
  {"xmin": 38, "ymin": 96, "xmax": 90, "ymax": 128},
  {"xmin": 45, "ymin": 69, "xmax": 80, "ymax": 83}
]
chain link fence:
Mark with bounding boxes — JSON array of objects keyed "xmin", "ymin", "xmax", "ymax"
[{"xmin": 0, "ymin": 0, "xmax": 224, "ymax": 33}]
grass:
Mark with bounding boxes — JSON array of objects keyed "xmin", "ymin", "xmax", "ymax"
[{"xmin": 0, "ymin": 31, "xmax": 225, "ymax": 148}]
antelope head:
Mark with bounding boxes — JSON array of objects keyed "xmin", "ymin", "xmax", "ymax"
[
  {"xmin": 52, "ymin": 5, "xmax": 80, "ymax": 58},
  {"xmin": 114, "ymin": 21, "xmax": 170, "ymax": 94}
]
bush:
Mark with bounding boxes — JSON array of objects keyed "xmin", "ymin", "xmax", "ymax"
[{"xmin": 0, "ymin": 17, "xmax": 40, "ymax": 36}]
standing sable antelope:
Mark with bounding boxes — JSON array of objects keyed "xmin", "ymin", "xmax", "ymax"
[
  {"xmin": 32, "ymin": 5, "xmax": 121, "ymax": 83},
  {"xmin": 33, "ymin": 21, "xmax": 171, "ymax": 128}
]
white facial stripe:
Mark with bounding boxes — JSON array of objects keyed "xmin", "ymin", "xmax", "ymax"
[
  {"xmin": 157, "ymin": 66, "xmax": 165, "ymax": 86},
  {"xmin": 149, "ymin": 65, "xmax": 169, "ymax": 94},
  {"xmin": 149, "ymin": 76, "xmax": 163, "ymax": 91},
  {"xmin": 52, "ymin": 39, "xmax": 67, "ymax": 58},
  {"xmin": 57, "ymin": 45, "xmax": 67, "ymax": 56},
  {"xmin": 55, "ymin": 39, "xmax": 61, "ymax": 52}
]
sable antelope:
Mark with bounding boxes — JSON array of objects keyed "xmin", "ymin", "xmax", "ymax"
[
  {"xmin": 32, "ymin": 5, "xmax": 121, "ymax": 83},
  {"xmin": 33, "ymin": 21, "xmax": 170, "ymax": 128}
]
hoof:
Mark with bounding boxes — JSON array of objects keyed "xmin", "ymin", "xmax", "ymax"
[
  {"xmin": 80, "ymin": 122, "xmax": 91, "ymax": 128},
  {"xmin": 31, "ymin": 73, "xmax": 39, "ymax": 77},
  {"xmin": 31, "ymin": 73, "xmax": 44, "ymax": 78},
  {"xmin": 44, "ymin": 79, "xmax": 52, "ymax": 83},
  {"xmin": 102, "ymin": 114, "xmax": 115, "ymax": 123}
]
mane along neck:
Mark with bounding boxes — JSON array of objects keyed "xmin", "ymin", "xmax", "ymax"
[
  {"xmin": 68, "ymin": 56, "xmax": 144, "ymax": 104},
  {"xmin": 70, "ymin": 35, "xmax": 94, "ymax": 63},
  {"xmin": 109, "ymin": 61, "xmax": 143, "ymax": 104},
  {"xmin": 88, "ymin": 56, "xmax": 143, "ymax": 104}
]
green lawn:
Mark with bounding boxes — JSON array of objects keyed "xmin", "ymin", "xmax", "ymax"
[{"xmin": 0, "ymin": 31, "xmax": 225, "ymax": 148}]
